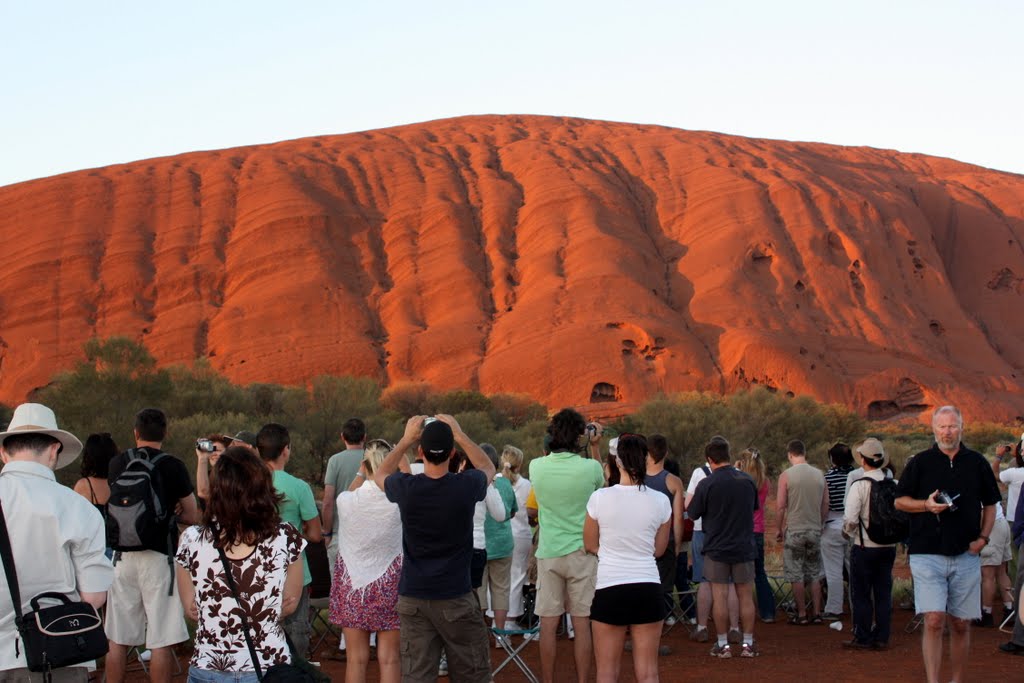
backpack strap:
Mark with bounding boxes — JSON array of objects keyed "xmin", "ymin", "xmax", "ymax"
[{"xmin": 854, "ymin": 478, "xmax": 872, "ymax": 546}]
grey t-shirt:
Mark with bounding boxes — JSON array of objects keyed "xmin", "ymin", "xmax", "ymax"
[{"xmin": 324, "ymin": 448, "xmax": 364, "ymax": 534}]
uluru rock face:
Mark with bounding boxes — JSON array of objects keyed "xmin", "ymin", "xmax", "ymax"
[{"xmin": 2, "ymin": 115, "xmax": 1024, "ymax": 420}]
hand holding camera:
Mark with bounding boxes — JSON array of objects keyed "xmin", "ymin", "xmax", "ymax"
[{"xmin": 926, "ymin": 489, "xmax": 959, "ymax": 514}]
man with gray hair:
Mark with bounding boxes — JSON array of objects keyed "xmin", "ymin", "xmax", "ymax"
[{"xmin": 895, "ymin": 405, "xmax": 1000, "ymax": 683}]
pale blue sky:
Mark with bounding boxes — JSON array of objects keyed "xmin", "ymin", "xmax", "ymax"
[{"xmin": 2, "ymin": 0, "xmax": 1021, "ymax": 188}]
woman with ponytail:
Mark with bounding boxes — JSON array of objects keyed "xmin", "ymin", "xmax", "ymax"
[
  {"xmin": 584, "ymin": 434, "xmax": 671, "ymax": 682},
  {"xmin": 500, "ymin": 445, "xmax": 534, "ymax": 624},
  {"xmin": 735, "ymin": 447, "xmax": 776, "ymax": 622}
]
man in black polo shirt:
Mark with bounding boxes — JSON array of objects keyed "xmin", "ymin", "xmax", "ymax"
[
  {"xmin": 687, "ymin": 435, "xmax": 760, "ymax": 658},
  {"xmin": 895, "ymin": 405, "xmax": 1000, "ymax": 683},
  {"xmin": 374, "ymin": 414, "xmax": 496, "ymax": 683}
]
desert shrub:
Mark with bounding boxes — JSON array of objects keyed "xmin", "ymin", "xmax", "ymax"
[
  {"xmin": 489, "ymin": 393, "xmax": 549, "ymax": 429},
  {"xmin": 380, "ymin": 382, "xmax": 435, "ymax": 416},
  {"xmin": 434, "ymin": 389, "xmax": 492, "ymax": 416}
]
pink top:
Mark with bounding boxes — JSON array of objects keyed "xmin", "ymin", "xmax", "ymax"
[{"xmin": 753, "ymin": 480, "xmax": 769, "ymax": 533}]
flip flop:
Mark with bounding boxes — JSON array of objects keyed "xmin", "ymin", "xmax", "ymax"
[
  {"xmin": 811, "ymin": 615, "xmax": 824, "ymax": 625},
  {"xmin": 788, "ymin": 615, "xmax": 810, "ymax": 626}
]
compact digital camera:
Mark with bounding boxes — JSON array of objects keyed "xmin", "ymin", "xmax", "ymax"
[
  {"xmin": 935, "ymin": 490, "xmax": 960, "ymax": 512},
  {"xmin": 195, "ymin": 438, "xmax": 216, "ymax": 453}
]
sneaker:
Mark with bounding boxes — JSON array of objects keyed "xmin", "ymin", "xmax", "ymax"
[
  {"xmin": 438, "ymin": 653, "xmax": 448, "ymax": 677},
  {"xmin": 665, "ymin": 615, "xmax": 678, "ymax": 626},
  {"xmin": 710, "ymin": 643, "xmax": 732, "ymax": 658},
  {"xmin": 690, "ymin": 626, "xmax": 709, "ymax": 642},
  {"xmin": 727, "ymin": 628, "xmax": 742, "ymax": 644},
  {"xmin": 494, "ymin": 635, "xmax": 507, "ymax": 650},
  {"xmin": 972, "ymin": 612, "xmax": 994, "ymax": 628},
  {"xmin": 523, "ymin": 631, "xmax": 540, "ymax": 642},
  {"xmin": 821, "ymin": 612, "xmax": 842, "ymax": 621},
  {"xmin": 658, "ymin": 645, "xmax": 672, "ymax": 656},
  {"xmin": 842, "ymin": 639, "xmax": 873, "ymax": 650},
  {"xmin": 740, "ymin": 643, "xmax": 759, "ymax": 658},
  {"xmin": 999, "ymin": 641, "xmax": 1024, "ymax": 656}
]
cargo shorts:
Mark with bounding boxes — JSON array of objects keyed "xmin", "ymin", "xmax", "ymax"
[{"xmin": 783, "ymin": 529, "xmax": 823, "ymax": 583}]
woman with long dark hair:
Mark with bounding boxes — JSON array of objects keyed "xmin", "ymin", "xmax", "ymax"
[
  {"xmin": 72, "ymin": 432, "xmax": 117, "ymax": 517},
  {"xmin": 584, "ymin": 434, "xmax": 671, "ymax": 683},
  {"xmin": 175, "ymin": 446, "xmax": 305, "ymax": 682}
]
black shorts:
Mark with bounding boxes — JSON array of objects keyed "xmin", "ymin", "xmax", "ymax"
[{"xmin": 590, "ymin": 582, "xmax": 666, "ymax": 626}]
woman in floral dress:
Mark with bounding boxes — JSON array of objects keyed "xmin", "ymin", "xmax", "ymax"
[
  {"xmin": 330, "ymin": 438, "xmax": 405, "ymax": 683},
  {"xmin": 175, "ymin": 446, "xmax": 305, "ymax": 683}
]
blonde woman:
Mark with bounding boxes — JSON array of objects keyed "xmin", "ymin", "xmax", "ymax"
[
  {"xmin": 501, "ymin": 445, "xmax": 534, "ymax": 623},
  {"xmin": 330, "ymin": 439, "xmax": 407, "ymax": 683},
  {"xmin": 735, "ymin": 447, "xmax": 776, "ymax": 622}
]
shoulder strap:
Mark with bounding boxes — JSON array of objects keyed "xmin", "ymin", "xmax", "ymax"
[
  {"xmin": 0, "ymin": 500, "xmax": 23, "ymax": 620},
  {"xmin": 86, "ymin": 477, "xmax": 97, "ymax": 504},
  {"xmin": 218, "ymin": 546, "xmax": 265, "ymax": 682},
  {"xmin": 856, "ymin": 478, "xmax": 874, "ymax": 546}
]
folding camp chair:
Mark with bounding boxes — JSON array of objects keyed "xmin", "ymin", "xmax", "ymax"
[
  {"xmin": 768, "ymin": 575, "xmax": 795, "ymax": 614},
  {"xmin": 126, "ymin": 646, "xmax": 182, "ymax": 676},
  {"xmin": 1000, "ymin": 609, "xmax": 1017, "ymax": 634},
  {"xmin": 306, "ymin": 539, "xmax": 341, "ymax": 657},
  {"xmin": 492, "ymin": 625, "xmax": 540, "ymax": 683},
  {"xmin": 663, "ymin": 586, "xmax": 697, "ymax": 635}
]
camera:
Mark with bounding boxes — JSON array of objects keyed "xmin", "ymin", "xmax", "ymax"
[
  {"xmin": 424, "ymin": 416, "xmax": 438, "ymax": 425},
  {"xmin": 935, "ymin": 490, "xmax": 960, "ymax": 512},
  {"xmin": 196, "ymin": 438, "xmax": 216, "ymax": 453},
  {"xmin": 585, "ymin": 423, "xmax": 600, "ymax": 437}
]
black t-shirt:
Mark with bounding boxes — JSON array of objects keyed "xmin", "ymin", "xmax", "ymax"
[
  {"xmin": 687, "ymin": 466, "xmax": 759, "ymax": 563},
  {"xmin": 108, "ymin": 446, "xmax": 195, "ymax": 554},
  {"xmin": 385, "ymin": 469, "xmax": 487, "ymax": 600},
  {"xmin": 895, "ymin": 444, "xmax": 1001, "ymax": 556}
]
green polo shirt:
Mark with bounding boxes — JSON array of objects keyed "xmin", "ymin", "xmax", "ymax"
[
  {"xmin": 273, "ymin": 469, "xmax": 319, "ymax": 585},
  {"xmin": 530, "ymin": 451, "xmax": 605, "ymax": 559}
]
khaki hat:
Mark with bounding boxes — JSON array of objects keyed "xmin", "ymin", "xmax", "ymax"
[
  {"xmin": 856, "ymin": 437, "xmax": 888, "ymax": 469},
  {"xmin": 0, "ymin": 403, "xmax": 83, "ymax": 469}
]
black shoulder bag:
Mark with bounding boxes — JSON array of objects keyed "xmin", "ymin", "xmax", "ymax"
[
  {"xmin": 0, "ymin": 500, "xmax": 108, "ymax": 681},
  {"xmin": 216, "ymin": 547, "xmax": 325, "ymax": 683}
]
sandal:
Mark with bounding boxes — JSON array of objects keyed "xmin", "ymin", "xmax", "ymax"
[
  {"xmin": 788, "ymin": 615, "xmax": 810, "ymax": 625},
  {"xmin": 810, "ymin": 615, "xmax": 824, "ymax": 625}
]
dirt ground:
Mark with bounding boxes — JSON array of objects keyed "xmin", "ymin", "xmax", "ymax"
[{"xmin": 118, "ymin": 606, "xmax": 1023, "ymax": 682}]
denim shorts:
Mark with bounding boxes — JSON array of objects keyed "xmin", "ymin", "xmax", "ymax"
[
  {"xmin": 909, "ymin": 552, "xmax": 981, "ymax": 620},
  {"xmin": 691, "ymin": 531, "xmax": 706, "ymax": 583},
  {"xmin": 187, "ymin": 668, "xmax": 259, "ymax": 683}
]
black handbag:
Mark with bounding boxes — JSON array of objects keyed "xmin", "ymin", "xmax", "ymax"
[
  {"xmin": 0, "ymin": 500, "xmax": 108, "ymax": 680},
  {"xmin": 217, "ymin": 548, "xmax": 327, "ymax": 683}
]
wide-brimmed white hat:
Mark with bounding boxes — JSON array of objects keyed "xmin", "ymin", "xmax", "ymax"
[{"xmin": 0, "ymin": 403, "xmax": 83, "ymax": 469}]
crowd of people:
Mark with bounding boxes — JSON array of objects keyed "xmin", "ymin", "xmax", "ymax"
[{"xmin": 0, "ymin": 400, "xmax": 1016, "ymax": 683}]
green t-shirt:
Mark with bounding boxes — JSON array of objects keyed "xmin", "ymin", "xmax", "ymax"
[
  {"xmin": 273, "ymin": 469, "xmax": 319, "ymax": 585},
  {"xmin": 484, "ymin": 476, "xmax": 518, "ymax": 559},
  {"xmin": 323, "ymin": 448, "xmax": 364, "ymax": 535},
  {"xmin": 530, "ymin": 452, "xmax": 605, "ymax": 559}
]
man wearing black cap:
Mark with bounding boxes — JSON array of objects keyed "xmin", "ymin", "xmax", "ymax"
[{"xmin": 374, "ymin": 415, "xmax": 496, "ymax": 683}]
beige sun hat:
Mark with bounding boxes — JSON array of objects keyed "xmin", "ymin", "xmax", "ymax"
[
  {"xmin": 0, "ymin": 403, "xmax": 83, "ymax": 469},
  {"xmin": 856, "ymin": 437, "xmax": 888, "ymax": 469}
]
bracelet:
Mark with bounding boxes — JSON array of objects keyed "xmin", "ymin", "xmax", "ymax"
[{"xmin": 355, "ymin": 472, "xmax": 366, "ymax": 479}]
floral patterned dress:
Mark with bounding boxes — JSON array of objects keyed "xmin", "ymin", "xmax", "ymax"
[{"xmin": 175, "ymin": 523, "xmax": 305, "ymax": 672}]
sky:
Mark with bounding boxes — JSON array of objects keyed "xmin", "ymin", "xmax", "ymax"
[{"xmin": 1, "ymin": 1, "xmax": 1021, "ymax": 188}]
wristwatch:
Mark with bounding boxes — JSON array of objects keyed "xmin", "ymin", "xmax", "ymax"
[{"xmin": 979, "ymin": 535, "xmax": 990, "ymax": 545}]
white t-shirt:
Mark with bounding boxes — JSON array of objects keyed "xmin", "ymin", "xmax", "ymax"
[
  {"xmin": 686, "ymin": 467, "xmax": 708, "ymax": 532},
  {"xmin": 508, "ymin": 475, "xmax": 533, "ymax": 539},
  {"xmin": 586, "ymin": 485, "xmax": 672, "ymax": 590},
  {"xmin": 1000, "ymin": 467, "xmax": 1024, "ymax": 522}
]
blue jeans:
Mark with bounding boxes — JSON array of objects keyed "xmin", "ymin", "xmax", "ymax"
[
  {"xmin": 753, "ymin": 533, "xmax": 776, "ymax": 620},
  {"xmin": 850, "ymin": 545, "xmax": 896, "ymax": 645},
  {"xmin": 187, "ymin": 669, "xmax": 259, "ymax": 683}
]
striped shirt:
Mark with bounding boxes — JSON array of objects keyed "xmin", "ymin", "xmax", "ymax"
[{"xmin": 825, "ymin": 466, "xmax": 853, "ymax": 512}]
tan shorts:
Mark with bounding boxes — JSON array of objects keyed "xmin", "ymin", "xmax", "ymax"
[
  {"xmin": 535, "ymin": 549, "xmax": 597, "ymax": 618},
  {"xmin": 104, "ymin": 549, "xmax": 188, "ymax": 649},
  {"xmin": 981, "ymin": 518, "xmax": 1014, "ymax": 566},
  {"xmin": 477, "ymin": 555, "xmax": 513, "ymax": 611}
]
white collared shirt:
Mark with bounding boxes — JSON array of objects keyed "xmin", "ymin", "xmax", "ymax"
[
  {"xmin": 0, "ymin": 460, "xmax": 113, "ymax": 670},
  {"xmin": 843, "ymin": 469, "xmax": 895, "ymax": 548}
]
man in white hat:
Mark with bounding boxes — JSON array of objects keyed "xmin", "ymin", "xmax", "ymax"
[{"xmin": 0, "ymin": 403, "xmax": 113, "ymax": 682}]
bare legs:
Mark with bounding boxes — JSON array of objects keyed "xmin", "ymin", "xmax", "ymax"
[{"xmin": 593, "ymin": 620, "xmax": 661, "ymax": 683}]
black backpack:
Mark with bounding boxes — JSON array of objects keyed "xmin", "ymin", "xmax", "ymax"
[
  {"xmin": 106, "ymin": 448, "xmax": 172, "ymax": 553},
  {"xmin": 857, "ymin": 477, "xmax": 910, "ymax": 545}
]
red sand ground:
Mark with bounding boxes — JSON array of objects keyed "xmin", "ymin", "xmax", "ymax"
[
  {"xmin": 3, "ymin": 115, "xmax": 1024, "ymax": 419},
  {"xmin": 120, "ymin": 609, "xmax": 1022, "ymax": 682}
]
